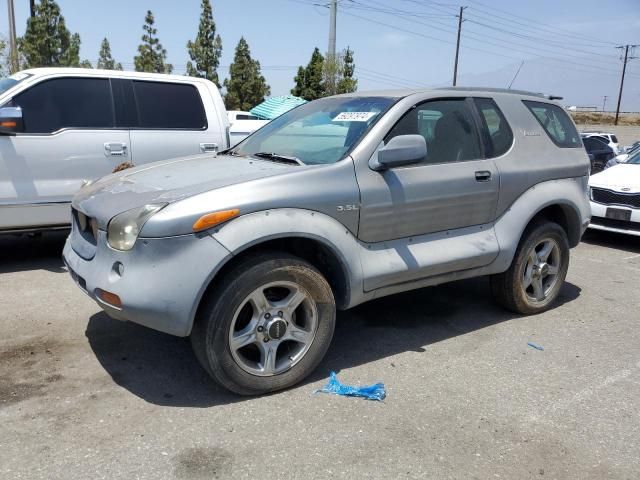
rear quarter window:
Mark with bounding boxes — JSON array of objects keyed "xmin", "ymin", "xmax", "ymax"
[
  {"xmin": 522, "ymin": 100, "xmax": 581, "ymax": 148},
  {"xmin": 133, "ymin": 81, "xmax": 207, "ymax": 129}
]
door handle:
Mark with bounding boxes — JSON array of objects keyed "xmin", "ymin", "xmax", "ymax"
[
  {"xmin": 200, "ymin": 143, "xmax": 218, "ymax": 154},
  {"xmin": 475, "ymin": 170, "xmax": 492, "ymax": 182},
  {"xmin": 104, "ymin": 142, "xmax": 128, "ymax": 157}
]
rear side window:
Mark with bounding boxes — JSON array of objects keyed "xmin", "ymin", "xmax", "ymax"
[
  {"xmin": 133, "ymin": 81, "xmax": 206, "ymax": 129},
  {"xmin": 611, "ymin": 135, "xmax": 618, "ymax": 143},
  {"xmin": 474, "ymin": 97, "xmax": 513, "ymax": 157},
  {"xmin": 11, "ymin": 77, "xmax": 113, "ymax": 133},
  {"xmin": 522, "ymin": 100, "xmax": 581, "ymax": 148},
  {"xmin": 386, "ymin": 98, "xmax": 481, "ymax": 164}
]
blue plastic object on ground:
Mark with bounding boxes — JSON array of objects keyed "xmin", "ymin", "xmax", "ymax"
[
  {"xmin": 528, "ymin": 342, "xmax": 544, "ymax": 351},
  {"xmin": 315, "ymin": 371, "xmax": 386, "ymax": 401}
]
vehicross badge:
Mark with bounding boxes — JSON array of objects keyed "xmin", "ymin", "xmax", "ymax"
[{"xmin": 337, "ymin": 205, "xmax": 359, "ymax": 212}]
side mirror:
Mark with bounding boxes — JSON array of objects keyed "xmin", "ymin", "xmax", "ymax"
[
  {"xmin": 370, "ymin": 134, "xmax": 427, "ymax": 171},
  {"xmin": 0, "ymin": 106, "xmax": 24, "ymax": 136}
]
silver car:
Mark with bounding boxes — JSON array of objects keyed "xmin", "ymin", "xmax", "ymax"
[{"xmin": 63, "ymin": 88, "xmax": 591, "ymax": 395}]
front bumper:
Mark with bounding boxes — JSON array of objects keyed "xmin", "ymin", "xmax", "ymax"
[
  {"xmin": 63, "ymin": 230, "xmax": 232, "ymax": 336},
  {"xmin": 588, "ymin": 201, "xmax": 640, "ymax": 237}
]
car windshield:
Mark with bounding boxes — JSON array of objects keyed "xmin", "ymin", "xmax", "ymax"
[
  {"xmin": 232, "ymin": 96, "xmax": 397, "ymax": 165},
  {"xmin": 627, "ymin": 151, "xmax": 640, "ymax": 165},
  {"xmin": 0, "ymin": 72, "xmax": 32, "ymax": 96}
]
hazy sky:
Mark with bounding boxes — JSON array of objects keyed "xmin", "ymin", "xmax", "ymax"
[{"xmin": 2, "ymin": 0, "xmax": 639, "ymax": 110}]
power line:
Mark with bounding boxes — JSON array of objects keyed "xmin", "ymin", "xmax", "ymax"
[
  {"xmin": 358, "ymin": 0, "xmax": 629, "ymax": 73},
  {"xmin": 352, "ymin": 0, "xmax": 640, "ymax": 78},
  {"xmin": 455, "ymin": 0, "xmax": 618, "ymax": 46}
]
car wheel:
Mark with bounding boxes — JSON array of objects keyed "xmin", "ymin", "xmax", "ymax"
[
  {"xmin": 491, "ymin": 221, "xmax": 569, "ymax": 315},
  {"xmin": 191, "ymin": 253, "xmax": 336, "ymax": 395}
]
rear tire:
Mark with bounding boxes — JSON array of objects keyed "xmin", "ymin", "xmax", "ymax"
[
  {"xmin": 191, "ymin": 252, "xmax": 335, "ymax": 395},
  {"xmin": 491, "ymin": 221, "xmax": 569, "ymax": 315}
]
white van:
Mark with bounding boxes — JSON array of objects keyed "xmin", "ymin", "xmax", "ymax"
[{"xmin": 0, "ymin": 68, "xmax": 231, "ymax": 232}]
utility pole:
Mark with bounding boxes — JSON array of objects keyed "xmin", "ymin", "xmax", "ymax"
[
  {"xmin": 7, "ymin": 0, "xmax": 19, "ymax": 74},
  {"xmin": 452, "ymin": 6, "xmax": 467, "ymax": 86},
  {"xmin": 614, "ymin": 45, "xmax": 638, "ymax": 126},
  {"xmin": 602, "ymin": 95, "xmax": 608, "ymax": 112},
  {"xmin": 328, "ymin": 0, "xmax": 337, "ymax": 60}
]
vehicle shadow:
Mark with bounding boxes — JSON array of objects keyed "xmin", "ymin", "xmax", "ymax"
[
  {"xmin": 581, "ymin": 229, "xmax": 640, "ymax": 254},
  {"xmin": 85, "ymin": 278, "xmax": 581, "ymax": 408},
  {"xmin": 0, "ymin": 230, "xmax": 68, "ymax": 274}
]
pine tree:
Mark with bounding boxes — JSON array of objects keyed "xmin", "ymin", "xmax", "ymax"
[
  {"xmin": 223, "ymin": 37, "xmax": 270, "ymax": 111},
  {"xmin": 18, "ymin": 0, "xmax": 84, "ymax": 68},
  {"xmin": 186, "ymin": 0, "xmax": 222, "ymax": 86},
  {"xmin": 337, "ymin": 47, "xmax": 357, "ymax": 94},
  {"xmin": 134, "ymin": 10, "xmax": 173, "ymax": 74},
  {"xmin": 97, "ymin": 38, "xmax": 122, "ymax": 70},
  {"xmin": 291, "ymin": 48, "xmax": 325, "ymax": 101}
]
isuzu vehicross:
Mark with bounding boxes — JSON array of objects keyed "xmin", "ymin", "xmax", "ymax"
[{"xmin": 64, "ymin": 88, "xmax": 591, "ymax": 395}]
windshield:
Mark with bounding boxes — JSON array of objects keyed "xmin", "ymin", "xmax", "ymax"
[
  {"xmin": 233, "ymin": 96, "xmax": 396, "ymax": 165},
  {"xmin": 627, "ymin": 150, "xmax": 640, "ymax": 165},
  {"xmin": 0, "ymin": 72, "xmax": 33, "ymax": 96}
]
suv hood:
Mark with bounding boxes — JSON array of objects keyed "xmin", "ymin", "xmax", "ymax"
[
  {"xmin": 589, "ymin": 163, "xmax": 640, "ymax": 193},
  {"xmin": 73, "ymin": 154, "xmax": 300, "ymax": 223}
]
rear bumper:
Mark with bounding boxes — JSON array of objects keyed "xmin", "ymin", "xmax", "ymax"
[
  {"xmin": 589, "ymin": 201, "xmax": 640, "ymax": 237},
  {"xmin": 63, "ymin": 231, "xmax": 232, "ymax": 336}
]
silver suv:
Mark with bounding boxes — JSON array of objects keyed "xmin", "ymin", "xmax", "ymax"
[{"xmin": 63, "ymin": 88, "xmax": 591, "ymax": 395}]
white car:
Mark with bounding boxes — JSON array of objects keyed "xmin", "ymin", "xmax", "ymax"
[
  {"xmin": 227, "ymin": 110, "xmax": 269, "ymax": 147},
  {"xmin": 0, "ymin": 68, "xmax": 235, "ymax": 233},
  {"xmin": 589, "ymin": 151, "xmax": 640, "ymax": 236},
  {"xmin": 581, "ymin": 132, "xmax": 620, "ymax": 155}
]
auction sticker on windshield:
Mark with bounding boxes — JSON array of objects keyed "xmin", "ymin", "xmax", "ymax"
[{"xmin": 333, "ymin": 112, "xmax": 378, "ymax": 122}]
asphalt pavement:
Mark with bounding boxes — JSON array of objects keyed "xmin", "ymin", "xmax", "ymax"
[{"xmin": 1, "ymin": 229, "xmax": 639, "ymax": 479}]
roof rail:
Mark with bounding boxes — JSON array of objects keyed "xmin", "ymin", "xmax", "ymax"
[{"xmin": 435, "ymin": 86, "xmax": 563, "ymax": 101}]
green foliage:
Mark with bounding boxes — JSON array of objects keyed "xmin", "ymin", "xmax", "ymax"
[
  {"xmin": 134, "ymin": 10, "xmax": 173, "ymax": 74},
  {"xmin": 223, "ymin": 37, "xmax": 270, "ymax": 111},
  {"xmin": 291, "ymin": 48, "xmax": 325, "ymax": 101},
  {"xmin": 0, "ymin": 37, "xmax": 7, "ymax": 77},
  {"xmin": 337, "ymin": 47, "xmax": 357, "ymax": 94},
  {"xmin": 186, "ymin": 0, "xmax": 222, "ymax": 86},
  {"xmin": 97, "ymin": 38, "xmax": 122, "ymax": 70},
  {"xmin": 18, "ymin": 0, "xmax": 85, "ymax": 68}
]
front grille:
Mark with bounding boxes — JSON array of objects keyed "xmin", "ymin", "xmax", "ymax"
[
  {"xmin": 591, "ymin": 188, "xmax": 640, "ymax": 208},
  {"xmin": 72, "ymin": 208, "xmax": 98, "ymax": 246},
  {"xmin": 591, "ymin": 216, "xmax": 640, "ymax": 231}
]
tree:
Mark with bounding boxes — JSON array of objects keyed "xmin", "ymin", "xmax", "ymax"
[
  {"xmin": 337, "ymin": 47, "xmax": 357, "ymax": 94},
  {"xmin": 291, "ymin": 48, "xmax": 325, "ymax": 101},
  {"xmin": 223, "ymin": 37, "xmax": 270, "ymax": 111},
  {"xmin": 134, "ymin": 10, "xmax": 172, "ymax": 74},
  {"xmin": 0, "ymin": 37, "xmax": 7, "ymax": 77},
  {"xmin": 186, "ymin": 0, "xmax": 222, "ymax": 86},
  {"xmin": 18, "ymin": 0, "xmax": 85, "ymax": 68},
  {"xmin": 97, "ymin": 38, "xmax": 122, "ymax": 70}
]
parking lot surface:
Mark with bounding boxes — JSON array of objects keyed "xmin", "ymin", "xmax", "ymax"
[{"xmin": 1, "ymin": 230, "xmax": 639, "ymax": 479}]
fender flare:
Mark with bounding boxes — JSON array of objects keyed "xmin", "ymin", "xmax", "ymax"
[
  {"xmin": 492, "ymin": 177, "xmax": 590, "ymax": 272},
  {"xmin": 208, "ymin": 208, "xmax": 365, "ymax": 307}
]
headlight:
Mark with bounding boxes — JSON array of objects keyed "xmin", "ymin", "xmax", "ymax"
[{"xmin": 107, "ymin": 203, "xmax": 166, "ymax": 251}]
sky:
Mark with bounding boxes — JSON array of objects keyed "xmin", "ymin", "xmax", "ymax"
[{"xmin": 2, "ymin": 0, "xmax": 640, "ymax": 111}]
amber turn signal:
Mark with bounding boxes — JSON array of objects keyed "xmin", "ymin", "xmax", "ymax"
[
  {"xmin": 0, "ymin": 121, "xmax": 16, "ymax": 128},
  {"xmin": 95, "ymin": 288, "xmax": 122, "ymax": 308},
  {"xmin": 192, "ymin": 209, "xmax": 240, "ymax": 232}
]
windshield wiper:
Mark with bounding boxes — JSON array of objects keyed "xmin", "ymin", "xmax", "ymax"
[{"xmin": 252, "ymin": 152, "xmax": 305, "ymax": 166}]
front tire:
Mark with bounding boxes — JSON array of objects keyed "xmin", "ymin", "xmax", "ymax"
[
  {"xmin": 191, "ymin": 253, "xmax": 336, "ymax": 395},
  {"xmin": 491, "ymin": 221, "xmax": 570, "ymax": 315}
]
